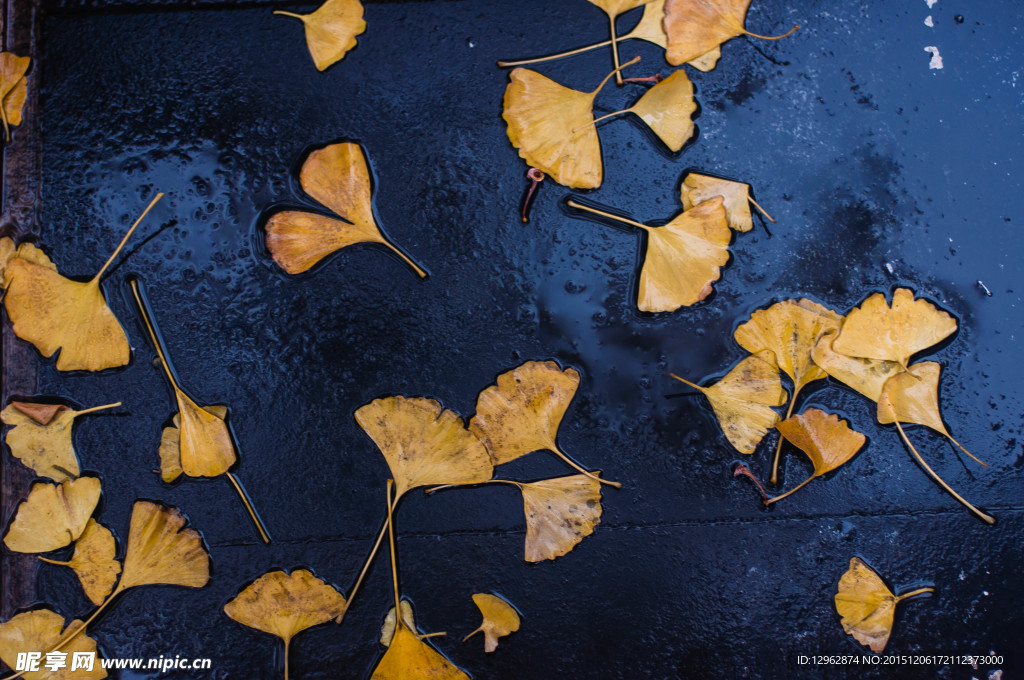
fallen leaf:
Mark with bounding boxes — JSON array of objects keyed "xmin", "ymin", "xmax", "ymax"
[
  {"xmin": 620, "ymin": 69, "xmax": 697, "ymax": 151},
  {"xmin": 0, "ymin": 609, "xmax": 107, "ymax": 680},
  {"xmin": 671, "ymin": 352, "xmax": 785, "ymax": 454},
  {"xmin": 157, "ymin": 406, "xmax": 228, "ymax": 484},
  {"xmin": 687, "ymin": 46, "xmax": 721, "ymax": 71},
  {"xmin": 469, "ymin": 360, "xmax": 615, "ymax": 486},
  {"xmin": 810, "ymin": 329, "xmax": 905, "ymax": 402},
  {"xmin": 274, "ymin": 0, "xmax": 366, "ymax": 71},
  {"xmin": 3, "ymin": 477, "xmax": 101, "ymax": 553},
  {"xmin": 587, "ymin": 0, "xmax": 648, "ymax": 85},
  {"xmin": 833, "ymin": 288, "xmax": 958, "ymax": 368},
  {"xmin": 834, "ymin": 557, "xmax": 933, "ymax": 653},
  {"xmin": 355, "ymin": 395, "xmax": 493, "ymax": 498},
  {"xmin": 520, "ymin": 474, "xmax": 603, "ymax": 562},
  {"xmin": 118, "ymin": 500, "xmax": 210, "ymax": 590},
  {"xmin": 0, "ymin": 195, "xmax": 162, "ymax": 371},
  {"xmin": 0, "ymin": 52, "xmax": 30, "ymax": 142},
  {"xmin": 463, "ymin": 593, "xmax": 520, "ymax": 652},
  {"xmin": 265, "ymin": 142, "xmax": 426, "ymax": 277},
  {"xmin": 2, "ymin": 400, "xmax": 120, "ymax": 482},
  {"xmin": 766, "ymin": 409, "xmax": 865, "ymax": 504},
  {"xmin": 39, "ymin": 519, "xmax": 121, "ymax": 605},
  {"xmin": 225, "ymin": 569, "xmax": 347, "ymax": 679},
  {"xmin": 663, "ymin": 0, "xmax": 799, "ymax": 66},
  {"xmin": 371, "ymin": 623, "xmax": 468, "ymax": 680},
  {"xmin": 681, "ymin": 172, "xmax": 774, "ymax": 232},
  {"xmin": 380, "ymin": 600, "xmax": 416, "ymax": 647}
]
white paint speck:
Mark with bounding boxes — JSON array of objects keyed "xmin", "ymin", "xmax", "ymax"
[
  {"xmin": 925, "ymin": 15, "xmax": 934, "ymax": 27},
  {"xmin": 885, "ymin": 262, "xmax": 895, "ymax": 274},
  {"xmin": 926, "ymin": 0, "xmax": 938, "ymax": 7},
  {"xmin": 983, "ymin": 590, "xmax": 990, "ymax": 596},
  {"xmin": 925, "ymin": 46, "xmax": 944, "ymax": 69},
  {"xmin": 467, "ymin": 39, "xmax": 476, "ymax": 48}
]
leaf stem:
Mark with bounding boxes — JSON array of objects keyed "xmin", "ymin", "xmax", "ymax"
[
  {"xmin": 591, "ymin": 55, "xmax": 640, "ymax": 96},
  {"xmin": 73, "ymin": 401, "xmax": 122, "ymax": 417},
  {"xmin": 386, "ymin": 480, "xmax": 400, "ymax": 615},
  {"xmin": 552, "ymin": 446, "xmax": 620, "ymax": 488},
  {"xmin": 497, "ymin": 38, "xmax": 614, "ymax": 68},
  {"xmin": 283, "ymin": 637, "xmax": 290, "ymax": 680},
  {"xmin": 742, "ymin": 24, "xmax": 800, "ymax": 41},
  {"xmin": 272, "ymin": 10, "xmax": 305, "ymax": 20},
  {"xmin": 763, "ymin": 474, "xmax": 813, "ymax": 505},
  {"xmin": 668, "ymin": 373, "xmax": 703, "ymax": 391},
  {"xmin": 226, "ymin": 472, "xmax": 271, "ymax": 544},
  {"xmin": 92, "ymin": 193, "xmax": 164, "ymax": 284},
  {"xmin": 130, "ymin": 278, "xmax": 182, "ymax": 394},
  {"xmin": 426, "ymin": 479, "xmax": 523, "ymax": 494},
  {"xmin": 945, "ymin": 432, "xmax": 987, "ymax": 468},
  {"xmin": 567, "ymin": 199, "xmax": 649, "ymax": 232},
  {"xmin": 770, "ymin": 387, "xmax": 800, "ymax": 485},
  {"xmin": 574, "ymin": 108, "xmax": 632, "ymax": 133},
  {"xmin": 379, "ymin": 239, "xmax": 427, "ymax": 279},
  {"xmin": 747, "ymin": 196, "xmax": 776, "ymax": 223},
  {"xmin": 0, "ymin": 101, "xmax": 10, "ymax": 143},
  {"xmin": 895, "ymin": 586, "xmax": 934, "ymax": 602},
  {"xmin": 338, "ymin": 490, "xmax": 400, "ymax": 624},
  {"xmin": 608, "ymin": 13, "xmax": 623, "ymax": 86}
]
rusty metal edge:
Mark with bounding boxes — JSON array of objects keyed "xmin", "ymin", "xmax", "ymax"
[{"xmin": 1, "ymin": 0, "xmax": 42, "ymax": 619}]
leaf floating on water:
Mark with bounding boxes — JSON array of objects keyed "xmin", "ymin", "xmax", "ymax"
[
  {"xmin": 520, "ymin": 474, "xmax": 603, "ymax": 563},
  {"xmin": 463, "ymin": 594, "xmax": 520, "ymax": 652},
  {"xmin": 0, "ymin": 609, "xmax": 107, "ymax": 680},
  {"xmin": 469, "ymin": 360, "xmax": 616, "ymax": 487},
  {"xmin": 157, "ymin": 406, "xmax": 228, "ymax": 484},
  {"xmin": 670, "ymin": 352, "xmax": 785, "ymax": 454},
  {"xmin": 265, "ymin": 142, "xmax": 426, "ymax": 277},
  {"xmin": 681, "ymin": 173, "xmax": 774, "ymax": 232},
  {"xmin": 609, "ymin": 69, "xmax": 697, "ymax": 152},
  {"xmin": 2, "ymin": 400, "xmax": 120, "ymax": 482},
  {"xmin": 0, "ymin": 52, "xmax": 30, "ymax": 142},
  {"xmin": 119, "ymin": 501, "xmax": 210, "ymax": 591},
  {"xmin": 663, "ymin": 0, "xmax": 799, "ymax": 66},
  {"xmin": 810, "ymin": 329, "xmax": 905, "ymax": 402},
  {"xmin": 766, "ymin": 409, "xmax": 865, "ymax": 504},
  {"xmin": 39, "ymin": 519, "xmax": 122, "ymax": 606},
  {"xmin": 1, "ymin": 195, "xmax": 163, "ymax": 372},
  {"xmin": 834, "ymin": 557, "xmax": 933, "ymax": 653},
  {"xmin": 225, "ymin": 569, "xmax": 347, "ymax": 680},
  {"xmin": 3, "ymin": 477, "xmax": 101, "ymax": 554},
  {"xmin": 356, "ymin": 396, "xmax": 493, "ymax": 499},
  {"xmin": 833, "ymin": 288, "xmax": 957, "ymax": 368},
  {"xmin": 274, "ymin": 0, "xmax": 366, "ymax": 71},
  {"xmin": 371, "ymin": 623, "xmax": 468, "ymax": 680},
  {"xmin": 0, "ymin": 238, "xmax": 55, "ymax": 276},
  {"xmin": 380, "ymin": 600, "xmax": 417, "ymax": 647}
]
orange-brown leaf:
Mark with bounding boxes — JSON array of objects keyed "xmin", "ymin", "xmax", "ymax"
[
  {"xmin": 776, "ymin": 408, "xmax": 865, "ymax": 477},
  {"xmin": 119, "ymin": 501, "xmax": 210, "ymax": 590},
  {"xmin": 834, "ymin": 557, "xmax": 932, "ymax": 653}
]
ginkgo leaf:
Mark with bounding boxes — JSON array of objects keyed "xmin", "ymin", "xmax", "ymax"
[
  {"xmin": 274, "ymin": 0, "xmax": 366, "ymax": 71},
  {"xmin": 463, "ymin": 593, "xmax": 520, "ymax": 652},
  {"xmin": 681, "ymin": 173, "xmax": 774, "ymax": 232},
  {"xmin": 3, "ymin": 477, "xmax": 101, "ymax": 553},
  {"xmin": 615, "ymin": 69, "xmax": 697, "ymax": 152},
  {"xmin": 663, "ymin": 0, "xmax": 799, "ymax": 66},
  {"xmin": 0, "ymin": 238, "xmax": 55, "ymax": 282},
  {"xmin": 225, "ymin": 569, "xmax": 347, "ymax": 680},
  {"xmin": 519, "ymin": 474, "xmax": 603, "ymax": 562},
  {"xmin": 39, "ymin": 519, "xmax": 121, "ymax": 605},
  {"xmin": 469, "ymin": 360, "xmax": 616, "ymax": 486},
  {"xmin": 2, "ymin": 400, "xmax": 120, "ymax": 482},
  {"xmin": 0, "ymin": 609, "xmax": 107, "ymax": 680},
  {"xmin": 569, "ymin": 197, "xmax": 731, "ymax": 312},
  {"xmin": 265, "ymin": 142, "xmax": 426, "ymax": 277},
  {"xmin": 0, "ymin": 52, "xmax": 30, "ymax": 142},
  {"xmin": 834, "ymin": 557, "xmax": 933, "ymax": 653},
  {"xmin": 380, "ymin": 600, "xmax": 416, "ymax": 647},
  {"xmin": 587, "ymin": 0, "xmax": 648, "ymax": 85},
  {"xmin": 833, "ymin": 288, "xmax": 958, "ymax": 368},
  {"xmin": 687, "ymin": 46, "xmax": 721, "ymax": 71},
  {"xmin": 810, "ymin": 329, "xmax": 905, "ymax": 402},
  {"xmin": 671, "ymin": 352, "xmax": 785, "ymax": 454},
  {"xmin": 356, "ymin": 396, "xmax": 493, "ymax": 498},
  {"xmin": 766, "ymin": 409, "xmax": 865, "ymax": 504},
  {"xmin": 1, "ymin": 195, "xmax": 162, "ymax": 372},
  {"xmin": 118, "ymin": 500, "xmax": 210, "ymax": 591},
  {"xmin": 371, "ymin": 623, "xmax": 469, "ymax": 680}
]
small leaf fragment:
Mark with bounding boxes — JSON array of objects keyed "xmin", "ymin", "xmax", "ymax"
[
  {"xmin": 119, "ymin": 500, "xmax": 210, "ymax": 590},
  {"xmin": 0, "ymin": 609, "xmax": 107, "ymax": 680},
  {"xmin": 521, "ymin": 474, "xmax": 603, "ymax": 562},
  {"xmin": 682, "ymin": 173, "xmax": 766, "ymax": 232},
  {"xmin": 40, "ymin": 519, "xmax": 121, "ymax": 605},
  {"xmin": 0, "ymin": 52, "xmax": 30, "ymax": 142},
  {"xmin": 380, "ymin": 600, "xmax": 416, "ymax": 647},
  {"xmin": 464, "ymin": 593, "xmax": 520, "ymax": 653},
  {"xmin": 2, "ymin": 403, "xmax": 79, "ymax": 481},
  {"xmin": 834, "ymin": 557, "xmax": 933, "ymax": 653},
  {"xmin": 3, "ymin": 477, "xmax": 101, "ymax": 553},
  {"xmin": 274, "ymin": 0, "xmax": 366, "ymax": 71}
]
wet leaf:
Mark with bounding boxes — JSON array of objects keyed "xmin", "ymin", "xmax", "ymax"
[
  {"xmin": 463, "ymin": 593, "xmax": 520, "ymax": 652},
  {"xmin": 118, "ymin": 500, "xmax": 210, "ymax": 590},
  {"xmin": 0, "ymin": 238, "xmax": 54, "ymax": 281},
  {"xmin": 834, "ymin": 557, "xmax": 933, "ymax": 653},
  {"xmin": 663, "ymin": 0, "xmax": 799, "ymax": 66},
  {"xmin": 671, "ymin": 352, "xmax": 785, "ymax": 454},
  {"xmin": 3, "ymin": 477, "xmax": 101, "ymax": 554},
  {"xmin": 380, "ymin": 600, "xmax": 416, "ymax": 647},
  {"xmin": 681, "ymin": 173, "xmax": 773, "ymax": 232},
  {"xmin": 0, "ymin": 609, "xmax": 107, "ymax": 680},
  {"xmin": 157, "ymin": 406, "xmax": 228, "ymax": 484},
  {"xmin": 2, "ymin": 401, "xmax": 119, "ymax": 482},
  {"xmin": 623, "ymin": 69, "xmax": 696, "ymax": 151},
  {"xmin": 355, "ymin": 395, "xmax": 493, "ymax": 498},
  {"xmin": 39, "ymin": 519, "xmax": 121, "ymax": 606},
  {"xmin": 767, "ymin": 409, "xmax": 865, "ymax": 504},
  {"xmin": 520, "ymin": 474, "xmax": 603, "ymax": 562},
  {"xmin": 265, "ymin": 142, "xmax": 425, "ymax": 277},
  {"xmin": 833, "ymin": 288, "xmax": 957, "ymax": 368},
  {"xmin": 687, "ymin": 46, "xmax": 721, "ymax": 71},
  {"xmin": 371, "ymin": 623, "xmax": 469, "ymax": 680},
  {"xmin": 274, "ymin": 0, "xmax": 366, "ymax": 71},
  {"xmin": 811, "ymin": 329, "xmax": 905, "ymax": 402},
  {"xmin": 0, "ymin": 52, "xmax": 30, "ymax": 142}
]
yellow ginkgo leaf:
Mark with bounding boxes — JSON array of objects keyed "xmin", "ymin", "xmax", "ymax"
[
  {"xmin": 663, "ymin": 0, "xmax": 799, "ymax": 66},
  {"xmin": 39, "ymin": 519, "xmax": 121, "ymax": 605},
  {"xmin": 380, "ymin": 600, "xmax": 416, "ymax": 647},
  {"xmin": 469, "ymin": 360, "xmax": 616, "ymax": 487},
  {"xmin": 587, "ymin": 0, "xmax": 648, "ymax": 84},
  {"xmin": 518, "ymin": 474, "xmax": 603, "ymax": 562},
  {"xmin": 681, "ymin": 172, "xmax": 775, "ymax": 232},
  {"xmin": 356, "ymin": 396, "xmax": 493, "ymax": 499},
  {"xmin": 0, "ymin": 238, "xmax": 55, "ymax": 283},
  {"xmin": 265, "ymin": 142, "xmax": 426, "ymax": 277},
  {"xmin": 371, "ymin": 622, "xmax": 469, "ymax": 680},
  {"xmin": 833, "ymin": 288, "xmax": 958, "ymax": 368},
  {"xmin": 671, "ymin": 352, "xmax": 785, "ymax": 454},
  {"xmin": 766, "ymin": 409, "xmax": 866, "ymax": 504},
  {"xmin": 463, "ymin": 593, "xmax": 520, "ymax": 652},
  {"xmin": 1, "ymin": 195, "xmax": 162, "ymax": 372},
  {"xmin": 602, "ymin": 69, "xmax": 697, "ymax": 152},
  {"xmin": 688, "ymin": 46, "xmax": 721, "ymax": 71},
  {"xmin": 0, "ymin": 52, "xmax": 30, "ymax": 142},
  {"xmin": 834, "ymin": 557, "xmax": 933, "ymax": 653},
  {"xmin": 225, "ymin": 569, "xmax": 347, "ymax": 680},
  {"xmin": 274, "ymin": 0, "xmax": 366, "ymax": 71},
  {"xmin": 811, "ymin": 329, "xmax": 905, "ymax": 402},
  {"xmin": 118, "ymin": 500, "xmax": 210, "ymax": 591},
  {"xmin": 568, "ymin": 197, "xmax": 731, "ymax": 313},
  {"xmin": 0, "ymin": 609, "xmax": 107, "ymax": 680},
  {"xmin": 3, "ymin": 477, "xmax": 101, "ymax": 553},
  {"xmin": 2, "ymin": 400, "xmax": 120, "ymax": 482}
]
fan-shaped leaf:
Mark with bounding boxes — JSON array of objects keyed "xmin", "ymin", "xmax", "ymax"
[
  {"xmin": 663, "ymin": 0, "xmax": 798, "ymax": 66},
  {"xmin": 681, "ymin": 173, "xmax": 773, "ymax": 232},
  {"xmin": 371, "ymin": 622, "xmax": 469, "ymax": 680},
  {"xmin": 274, "ymin": 0, "xmax": 366, "ymax": 71},
  {"xmin": 3, "ymin": 477, "xmax": 101, "ymax": 553},
  {"xmin": 834, "ymin": 557, "xmax": 933, "ymax": 653},
  {"xmin": 0, "ymin": 609, "xmax": 106, "ymax": 680},
  {"xmin": 463, "ymin": 593, "xmax": 520, "ymax": 652},
  {"xmin": 520, "ymin": 474, "xmax": 603, "ymax": 562},
  {"xmin": 776, "ymin": 409, "xmax": 865, "ymax": 478},
  {"xmin": 119, "ymin": 501, "xmax": 210, "ymax": 590},
  {"xmin": 39, "ymin": 519, "xmax": 121, "ymax": 605},
  {"xmin": 626, "ymin": 69, "xmax": 696, "ymax": 151}
]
